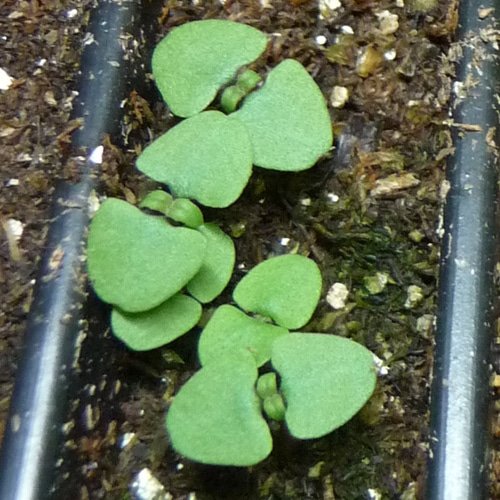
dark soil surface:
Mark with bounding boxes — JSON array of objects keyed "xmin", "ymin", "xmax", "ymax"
[
  {"xmin": 0, "ymin": 0, "xmax": 92, "ymax": 442},
  {"xmin": 1, "ymin": 0, "xmax": 499, "ymax": 499}
]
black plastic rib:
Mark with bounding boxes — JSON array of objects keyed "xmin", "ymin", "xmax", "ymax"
[
  {"xmin": 0, "ymin": 2, "xmax": 140, "ymax": 499},
  {"xmin": 427, "ymin": 1, "xmax": 499, "ymax": 499}
]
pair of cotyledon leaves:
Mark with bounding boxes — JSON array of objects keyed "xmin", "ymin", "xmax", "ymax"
[
  {"xmin": 167, "ymin": 334, "xmax": 377, "ymax": 466},
  {"xmin": 87, "ymin": 198, "xmax": 235, "ymax": 350},
  {"xmin": 166, "ymin": 256, "xmax": 376, "ymax": 466},
  {"xmin": 136, "ymin": 20, "xmax": 333, "ymax": 208},
  {"xmin": 197, "ymin": 254, "xmax": 322, "ymax": 367}
]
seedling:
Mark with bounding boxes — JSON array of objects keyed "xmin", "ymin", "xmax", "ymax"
[
  {"xmin": 168, "ymin": 334, "xmax": 376, "ymax": 465},
  {"xmin": 198, "ymin": 254, "xmax": 321, "ymax": 366},
  {"xmin": 86, "ymin": 196, "xmax": 235, "ymax": 349},
  {"xmin": 137, "ymin": 20, "xmax": 333, "ymax": 207},
  {"xmin": 166, "ymin": 255, "xmax": 377, "ymax": 465}
]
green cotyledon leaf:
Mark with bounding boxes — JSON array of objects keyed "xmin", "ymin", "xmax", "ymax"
[
  {"xmin": 153, "ymin": 20, "xmax": 268, "ymax": 118},
  {"xmin": 166, "ymin": 350, "xmax": 272, "ymax": 465},
  {"xmin": 136, "ymin": 111, "xmax": 253, "ymax": 208},
  {"xmin": 111, "ymin": 294, "xmax": 202, "ymax": 351},
  {"xmin": 233, "ymin": 254, "xmax": 322, "ymax": 329},
  {"xmin": 187, "ymin": 223, "xmax": 235, "ymax": 303},
  {"xmin": 272, "ymin": 333, "xmax": 377, "ymax": 439},
  {"xmin": 87, "ymin": 198, "xmax": 206, "ymax": 312},
  {"xmin": 231, "ymin": 59, "xmax": 332, "ymax": 171}
]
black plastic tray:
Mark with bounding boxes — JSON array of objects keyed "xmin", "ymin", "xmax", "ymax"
[
  {"xmin": 427, "ymin": 0, "xmax": 499, "ymax": 497},
  {"xmin": 0, "ymin": 1, "xmax": 498, "ymax": 498},
  {"xmin": 0, "ymin": 1, "xmax": 143, "ymax": 498}
]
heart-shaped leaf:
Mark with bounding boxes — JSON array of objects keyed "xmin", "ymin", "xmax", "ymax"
[
  {"xmin": 231, "ymin": 59, "xmax": 332, "ymax": 171},
  {"xmin": 111, "ymin": 294, "xmax": 202, "ymax": 351},
  {"xmin": 198, "ymin": 305, "xmax": 288, "ymax": 367},
  {"xmin": 233, "ymin": 254, "xmax": 322, "ymax": 329},
  {"xmin": 272, "ymin": 333, "xmax": 377, "ymax": 439},
  {"xmin": 153, "ymin": 20, "xmax": 268, "ymax": 118},
  {"xmin": 166, "ymin": 350, "xmax": 272, "ymax": 466},
  {"xmin": 136, "ymin": 111, "xmax": 253, "ymax": 208},
  {"xmin": 87, "ymin": 198, "xmax": 206, "ymax": 312},
  {"xmin": 187, "ymin": 223, "xmax": 235, "ymax": 303}
]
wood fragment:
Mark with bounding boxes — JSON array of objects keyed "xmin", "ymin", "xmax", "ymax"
[{"xmin": 445, "ymin": 121, "xmax": 483, "ymax": 132}]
